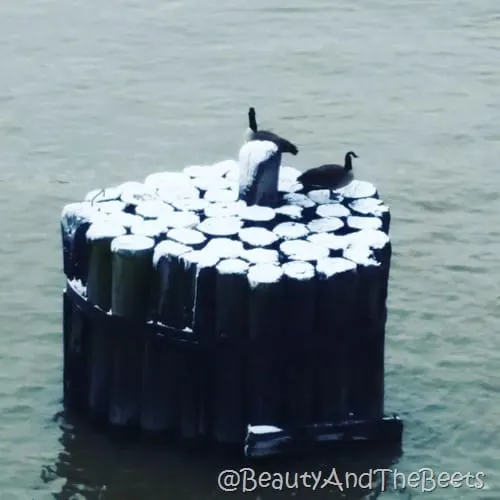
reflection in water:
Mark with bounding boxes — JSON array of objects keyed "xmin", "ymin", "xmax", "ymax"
[{"xmin": 41, "ymin": 411, "xmax": 403, "ymax": 499}]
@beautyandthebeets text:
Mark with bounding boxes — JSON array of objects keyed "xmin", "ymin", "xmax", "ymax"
[{"xmin": 217, "ymin": 467, "xmax": 486, "ymax": 493}]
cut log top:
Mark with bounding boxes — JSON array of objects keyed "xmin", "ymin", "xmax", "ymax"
[
  {"xmin": 197, "ymin": 216, "xmax": 243, "ymax": 237},
  {"xmin": 86, "ymin": 221, "xmax": 126, "ymax": 242},
  {"xmin": 204, "ymin": 201, "xmax": 244, "ymax": 218},
  {"xmin": 349, "ymin": 197, "xmax": 388, "ymax": 216},
  {"xmin": 282, "ymin": 260, "xmax": 315, "ymax": 280},
  {"xmin": 111, "ymin": 235, "xmax": 155, "ymax": 255},
  {"xmin": 167, "ymin": 227, "xmax": 206, "ymax": 247},
  {"xmin": 347, "ymin": 215, "xmax": 382, "ymax": 231},
  {"xmin": 307, "ymin": 190, "xmax": 345, "ymax": 205},
  {"xmin": 279, "ymin": 239, "xmax": 330, "ymax": 262},
  {"xmin": 307, "ymin": 217, "xmax": 344, "ymax": 234},
  {"xmin": 203, "ymin": 238, "xmax": 244, "ymax": 259},
  {"xmin": 170, "ymin": 197, "xmax": 209, "ymax": 213},
  {"xmin": 163, "ymin": 211, "xmax": 200, "ymax": 229},
  {"xmin": 135, "ymin": 200, "xmax": 175, "ymax": 219},
  {"xmin": 95, "ymin": 200, "xmax": 127, "ymax": 215},
  {"xmin": 239, "ymin": 205, "xmax": 275, "ymax": 223},
  {"xmin": 273, "ymin": 222, "xmax": 309, "ymax": 240},
  {"xmin": 216, "ymin": 258, "xmax": 249, "ymax": 275},
  {"xmin": 152, "ymin": 240, "xmax": 190, "ymax": 268},
  {"xmin": 247, "ymin": 263, "xmax": 283, "ymax": 287},
  {"xmin": 316, "ymin": 257, "xmax": 357, "ymax": 278},
  {"xmin": 347, "ymin": 228, "xmax": 390, "ymax": 250},
  {"xmin": 316, "ymin": 203, "xmax": 351, "ymax": 218},
  {"xmin": 336, "ymin": 180, "xmax": 377, "ymax": 199},
  {"xmin": 118, "ymin": 182, "xmax": 157, "ymax": 205},
  {"xmin": 281, "ymin": 193, "xmax": 316, "ymax": 209},
  {"xmin": 203, "ymin": 189, "xmax": 239, "ymax": 203},
  {"xmin": 343, "ymin": 245, "xmax": 380, "ymax": 267},
  {"xmin": 274, "ymin": 205, "xmax": 303, "ymax": 220},
  {"xmin": 238, "ymin": 227, "xmax": 278, "ymax": 248},
  {"xmin": 241, "ymin": 248, "xmax": 279, "ymax": 264},
  {"xmin": 130, "ymin": 219, "xmax": 167, "ymax": 238}
]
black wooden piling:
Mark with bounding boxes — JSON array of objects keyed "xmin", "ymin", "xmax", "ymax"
[
  {"xmin": 186, "ymin": 250, "xmax": 221, "ymax": 439},
  {"xmin": 60, "ymin": 202, "xmax": 98, "ymax": 283},
  {"xmin": 342, "ymin": 238, "xmax": 389, "ymax": 420},
  {"xmin": 314, "ymin": 257, "xmax": 358, "ymax": 421},
  {"xmin": 238, "ymin": 140, "xmax": 282, "ymax": 207},
  {"xmin": 108, "ymin": 235, "xmax": 155, "ymax": 428},
  {"xmin": 280, "ymin": 261, "xmax": 316, "ymax": 426},
  {"xmin": 247, "ymin": 263, "xmax": 284, "ymax": 425},
  {"xmin": 62, "ymin": 159, "xmax": 401, "ymax": 456},
  {"xmin": 85, "ymin": 222, "xmax": 127, "ymax": 420},
  {"xmin": 213, "ymin": 258, "xmax": 250, "ymax": 444},
  {"xmin": 154, "ymin": 240, "xmax": 191, "ymax": 329}
]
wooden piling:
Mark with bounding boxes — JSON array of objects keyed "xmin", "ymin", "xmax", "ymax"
[
  {"xmin": 141, "ymin": 241, "xmax": 191, "ymax": 433},
  {"xmin": 247, "ymin": 263, "xmax": 284, "ymax": 425},
  {"xmin": 314, "ymin": 257, "xmax": 358, "ymax": 421},
  {"xmin": 60, "ymin": 202, "xmax": 99, "ymax": 283},
  {"xmin": 342, "ymin": 237, "xmax": 389, "ymax": 420},
  {"xmin": 85, "ymin": 222, "xmax": 127, "ymax": 420},
  {"xmin": 108, "ymin": 235, "xmax": 155, "ymax": 428},
  {"xmin": 182, "ymin": 250, "xmax": 221, "ymax": 440},
  {"xmin": 213, "ymin": 258, "xmax": 250, "ymax": 444},
  {"xmin": 238, "ymin": 141, "xmax": 282, "ymax": 207},
  {"xmin": 61, "ymin": 163, "xmax": 400, "ymax": 455},
  {"xmin": 154, "ymin": 240, "xmax": 191, "ymax": 329},
  {"xmin": 280, "ymin": 261, "xmax": 316, "ymax": 426}
]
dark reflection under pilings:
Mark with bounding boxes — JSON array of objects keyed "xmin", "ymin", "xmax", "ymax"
[{"xmin": 41, "ymin": 410, "xmax": 404, "ymax": 500}]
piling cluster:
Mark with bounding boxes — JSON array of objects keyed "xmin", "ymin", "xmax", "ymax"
[{"xmin": 61, "ymin": 155, "xmax": 396, "ymax": 453}]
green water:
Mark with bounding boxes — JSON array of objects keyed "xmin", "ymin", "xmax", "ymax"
[{"xmin": 0, "ymin": 0, "xmax": 499, "ymax": 498}]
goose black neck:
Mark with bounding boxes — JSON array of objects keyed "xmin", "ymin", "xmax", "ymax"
[
  {"xmin": 248, "ymin": 107, "xmax": 258, "ymax": 132},
  {"xmin": 344, "ymin": 153, "xmax": 353, "ymax": 171}
]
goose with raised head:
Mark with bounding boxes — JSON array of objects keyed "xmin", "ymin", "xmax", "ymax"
[{"xmin": 244, "ymin": 107, "xmax": 299, "ymax": 156}]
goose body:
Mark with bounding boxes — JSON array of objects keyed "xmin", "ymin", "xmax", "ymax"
[
  {"xmin": 245, "ymin": 107, "xmax": 299, "ymax": 156},
  {"xmin": 297, "ymin": 151, "xmax": 358, "ymax": 196}
]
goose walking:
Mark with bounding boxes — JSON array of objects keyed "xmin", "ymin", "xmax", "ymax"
[{"xmin": 297, "ymin": 151, "xmax": 358, "ymax": 199}]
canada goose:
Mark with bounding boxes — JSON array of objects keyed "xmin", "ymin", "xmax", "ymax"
[{"xmin": 244, "ymin": 107, "xmax": 299, "ymax": 155}]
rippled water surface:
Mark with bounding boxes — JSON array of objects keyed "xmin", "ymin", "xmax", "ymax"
[{"xmin": 0, "ymin": 0, "xmax": 499, "ymax": 498}]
